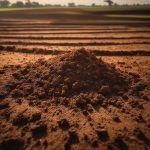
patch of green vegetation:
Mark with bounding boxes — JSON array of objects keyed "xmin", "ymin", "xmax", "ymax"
[
  {"xmin": 0, "ymin": 7, "xmax": 43, "ymax": 11},
  {"xmin": 0, "ymin": 6, "xmax": 150, "ymax": 14},
  {"xmin": 0, "ymin": 7, "xmax": 69, "ymax": 11},
  {"xmin": 106, "ymin": 14, "xmax": 150, "ymax": 19},
  {"xmin": 0, "ymin": 5, "xmax": 150, "ymax": 12},
  {"xmin": 93, "ymin": 20, "xmax": 150, "ymax": 23},
  {"xmin": 81, "ymin": 5, "xmax": 150, "ymax": 12}
]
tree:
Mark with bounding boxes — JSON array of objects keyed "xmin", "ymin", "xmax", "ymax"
[
  {"xmin": 32, "ymin": 2, "xmax": 40, "ymax": 7},
  {"xmin": 68, "ymin": 3, "xmax": 76, "ymax": 7},
  {"xmin": 114, "ymin": 3, "xmax": 118, "ymax": 6},
  {"xmin": 11, "ymin": 1, "xmax": 24, "ymax": 7},
  {"xmin": 26, "ymin": 0, "xmax": 31, "ymax": 3},
  {"xmin": 104, "ymin": 0, "xmax": 113, "ymax": 6},
  {"xmin": 91, "ymin": 3, "xmax": 96, "ymax": 7},
  {"xmin": 0, "ymin": 0, "xmax": 10, "ymax": 8},
  {"xmin": 25, "ymin": 0, "xmax": 32, "ymax": 7}
]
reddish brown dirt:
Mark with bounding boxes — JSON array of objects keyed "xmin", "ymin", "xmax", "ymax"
[
  {"xmin": 0, "ymin": 50, "xmax": 150, "ymax": 150},
  {"xmin": 0, "ymin": 8, "xmax": 150, "ymax": 150},
  {"xmin": 1, "ymin": 39, "xmax": 150, "ymax": 44},
  {"xmin": 0, "ymin": 49, "xmax": 129, "ymax": 99}
]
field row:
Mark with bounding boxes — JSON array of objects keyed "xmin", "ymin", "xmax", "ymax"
[
  {"xmin": 0, "ymin": 27, "xmax": 130, "ymax": 30},
  {"xmin": 0, "ymin": 33, "xmax": 149, "ymax": 38},
  {"xmin": 0, "ymin": 40, "xmax": 150, "ymax": 46},
  {"xmin": 1, "ymin": 51, "xmax": 149, "ymax": 69},
  {"xmin": 0, "ymin": 18, "xmax": 149, "ymax": 58},
  {"xmin": 0, "ymin": 36, "xmax": 149, "ymax": 40},
  {"xmin": 0, "ymin": 31, "xmax": 150, "ymax": 34},
  {"xmin": 0, "ymin": 23, "xmax": 129, "ymax": 27},
  {"xmin": 0, "ymin": 21, "xmax": 150, "ymax": 26},
  {"xmin": 1, "ymin": 44, "xmax": 150, "ymax": 53},
  {"xmin": 1, "ymin": 32, "xmax": 150, "ymax": 37},
  {"xmin": 0, "ymin": 28, "xmax": 150, "ymax": 31}
]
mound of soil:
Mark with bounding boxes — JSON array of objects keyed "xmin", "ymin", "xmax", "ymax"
[
  {"xmin": 0, "ymin": 49, "xmax": 150, "ymax": 150},
  {"xmin": 3, "ymin": 49, "xmax": 129, "ymax": 101}
]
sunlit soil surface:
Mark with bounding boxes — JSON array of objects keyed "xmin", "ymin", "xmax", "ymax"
[
  {"xmin": 0, "ymin": 7, "xmax": 150, "ymax": 150},
  {"xmin": 0, "ymin": 51, "xmax": 150, "ymax": 150}
]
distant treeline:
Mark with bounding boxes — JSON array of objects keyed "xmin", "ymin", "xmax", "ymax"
[
  {"xmin": 0, "ymin": 0, "xmax": 42, "ymax": 8},
  {"xmin": 0, "ymin": 0, "xmax": 149, "ymax": 8}
]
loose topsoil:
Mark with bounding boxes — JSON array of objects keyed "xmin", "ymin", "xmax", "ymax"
[
  {"xmin": 0, "ymin": 49, "xmax": 150, "ymax": 150},
  {"xmin": 1, "ymin": 49, "xmax": 128, "ymax": 101}
]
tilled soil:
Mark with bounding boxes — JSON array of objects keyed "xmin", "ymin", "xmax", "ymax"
[
  {"xmin": 1, "ymin": 39, "xmax": 150, "ymax": 44},
  {"xmin": 0, "ymin": 50, "xmax": 150, "ymax": 150},
  {"xmin": 0, "ymin": 49, "xmax": 129, "ymax": 101},
  {"xmin": 0, "ymin": 8, "xmax": 150, "ymax": 150},
  {"xmin": 1, "ymin": 45, "xmax": 149, "ymax": 56}
]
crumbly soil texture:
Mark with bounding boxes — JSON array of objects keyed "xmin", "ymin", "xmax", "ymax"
[{"xmin": 0, "ymin": 49, "xmax": 150, "ymax": 150}]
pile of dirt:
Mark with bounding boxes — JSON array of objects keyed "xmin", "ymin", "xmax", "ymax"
[
  {"xmin": 2, "ymin": 49, "xmax": 129, "ymax": 102},
  {"xmin": 0, "ymin": 49, "xmax": 150, "ymax": 150}
]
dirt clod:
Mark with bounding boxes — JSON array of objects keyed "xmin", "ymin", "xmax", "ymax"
[
  {"xmin": 68, "ymin": 130, "xmax": 79, "ymax": 144},
  {"xmin": 100, "ymin": 85, "xmax": 110, "ymax": 96},
  {"xmin": 3, "ymin": 49, "xmax": 128, "ymax": 103},
  {"xmin": 114, "ymin": 137, "xmax": 128, "ymax": 150},
  {"xmin": 96, "ymin": 129, "xmax": 109, "ymax": 141},
  {"xmin": 0, "ymin": 138, "xmax": 24, "ymax": 150},
  {"xmin": 58, "ymin": 118, "xmax": 70, "ymax": 130},
  {"xmin": 0, "ymin": 68, "xmax": 5, "ymax": 74},
  {"xmin": 91, "ymin": 140, "xmax": 99, "ymax": 148},
  {"xmin": 31, "ymin": 112, "xmax": 41, "ymax": 122},
  {"xmin": 0, "ymin": 102, "xmax": 9, "ymax": 110},
  {"xmin": 31, "ymin": 124, "xmax": 47, "ymax": 139},
  {"xmin": 13, "ymin": 114, "xmax": 29, "ymax": 126},
  {"xmin": 113, "ymin": 116, "xmax": 121, "ymax": 123},
  {"xmin": 0, "ymin": 47, "xmax": 149, "ymax": 150}
]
